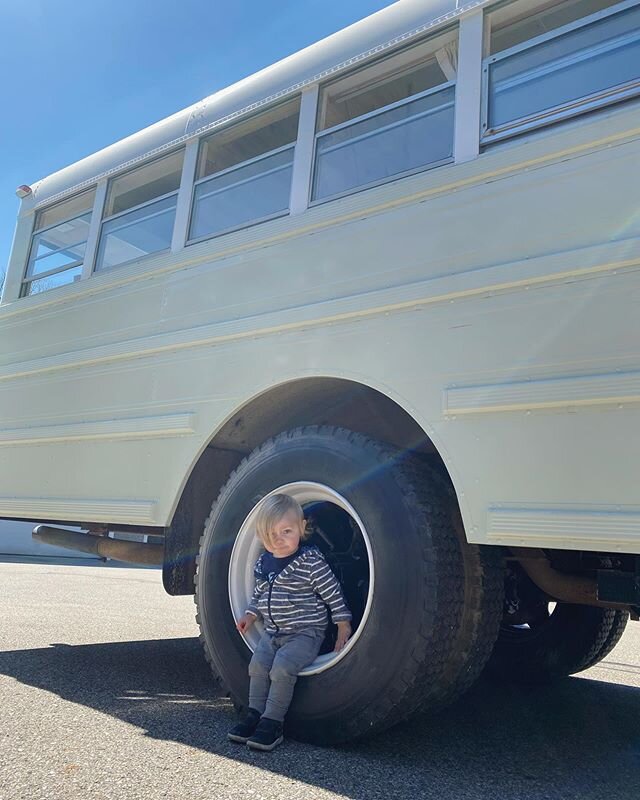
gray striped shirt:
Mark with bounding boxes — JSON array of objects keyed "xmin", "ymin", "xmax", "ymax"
[{"xmin": 246, "ymin": 545, "xmax": 352, "ymax": 634}]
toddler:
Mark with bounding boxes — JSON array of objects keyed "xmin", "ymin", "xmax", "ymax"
[{"xmin": 228, "ymin": 493, "xmax": 352, "ymax": 751}]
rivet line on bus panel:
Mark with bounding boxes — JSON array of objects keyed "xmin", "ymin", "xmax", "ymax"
[
  {"xmin": 33, "ymin": 0, "xmax": 490, "ymax": 208},
  {"xmin": 0, "ymin": 247, "xmax": 637, "ymax": 384},
  {"xmin": 444, "ymin": 369, "xmax": 640, "ymax": 416}
]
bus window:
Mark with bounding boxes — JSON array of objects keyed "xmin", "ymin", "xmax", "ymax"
[
  {"xmin": 22, "ymin": 189, "xmax": 96, "ymax": 296},
  {"xmin": 312, "ymin": 30, "xmax": 457, "ymax": 202},
  {"xmin": 95, "ymin": 149, "xmax": 184, "ymax": 271},
  {"xmin": 483, "ymin": 0, "xmax": 640, "ymax": 142},
  {"xmin": 188, "ymin": 97, "xmax": 300, "ymax": 242}
]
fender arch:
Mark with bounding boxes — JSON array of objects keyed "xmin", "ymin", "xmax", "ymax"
[{"xmin": 163, "ymin": 375, "xmax": 463, "ymax": 594}]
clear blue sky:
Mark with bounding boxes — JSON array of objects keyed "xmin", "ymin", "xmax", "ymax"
[{"xmin": 0, "ymin": 0, "xmax": 394, "ymax": 276}]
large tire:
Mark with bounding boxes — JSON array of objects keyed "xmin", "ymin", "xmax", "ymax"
[
  {"xmin": 488, "ymin": 602, "xmax": 622, "ymax": 684},
  {"xmin": 416, "ymin": 463, "xmax": 504, "ymax": 711},
  {"xmin": 195, "ymin": 426, "xmax": 468, "ymax": 744},
  {"xmin": 578, "ymin": 609, "xmax": 629, "ymax": 671},
  {"xmin": 429, "ymin": 542, "xmax": 504, "ymax": 707}
]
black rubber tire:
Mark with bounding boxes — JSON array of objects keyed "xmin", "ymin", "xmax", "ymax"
[
  {"xmin": 414, "ymin": 463, "xmax": 504, "ymax": 711},
  {"xmin": 488, "ymin": 602, "xmax": 621, "ymax": 684},
  {"xmin": 429, "ymin": 532, "xmax": 504, "ymax": 707},
  {"xmin": 578, "ymin": 609, "xmax": 629, "ymax": 671},
  {"xmin": 194, "ymin": 426, "xmax": 467, "ymax": 744}
]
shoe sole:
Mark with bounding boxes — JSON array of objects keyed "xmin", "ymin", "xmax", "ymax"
[
  {"xmin": 246, "ymin": 735, "xmax": 284, "ymax": 751},
  {"xmin": 227, "ymin": 733, "xmax": 251, "ymax": 743}
]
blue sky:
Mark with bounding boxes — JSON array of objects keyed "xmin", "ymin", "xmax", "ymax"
[{"xmin": 0, "ymin": 0, "xmax": 393, "ymax": 276}]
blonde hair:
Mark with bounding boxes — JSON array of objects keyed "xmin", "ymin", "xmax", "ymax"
[{"xmin": 255, "ymin": 493, "xmax": 310, "ymax": 547}]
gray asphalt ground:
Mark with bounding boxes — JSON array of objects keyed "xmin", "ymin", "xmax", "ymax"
[{"xmin": 1, "ymin": 560, "xmax": 639, "ymax": 800}]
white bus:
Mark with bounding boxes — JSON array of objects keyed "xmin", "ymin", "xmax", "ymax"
[{"xmin": 2, "ymin": 0, "xmax": 640, "ymax": 743}]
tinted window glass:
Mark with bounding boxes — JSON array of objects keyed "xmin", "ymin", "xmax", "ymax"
[
  {"xmin": 489, "ymin": 0, "xmax": 622, "ymax": 54},
  {"xmin": 105, "ymin": 151, "xmax": 184, "ymax": 217},
  {"xmin": 191, "ymin": 148, "xmax": 294, "ymax": 239},
  {"xmin": 197, "ymin": 98, "xmax": 300, "ymax": 179},
  {"xmin": 24, "ymin": 265, "xmax": 83, "ymax": 296},
  {"xmin": 318, "ymin": 32, "xmax": 456, "ymax": 132},
  {"xmin": 314, "ymin": 86, "xmax": 455, "ymax": 200},
  {"xmin": 485, "ymin": 2, "xmax": 640, "ymax": 136},
  {"xmin": 35, "ymin": 189, "xmax": 95, "ymax": 231},
  {"xmin": 96, "ymin": 194, "xmax": 177, "ymax": 270}
]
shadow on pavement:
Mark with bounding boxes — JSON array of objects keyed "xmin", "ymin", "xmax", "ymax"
[{"xmin": 0, "ymin": 636, "xmax": 639, "ymax": 800}]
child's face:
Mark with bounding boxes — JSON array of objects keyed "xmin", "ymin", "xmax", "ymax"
[{"xmin": 264, "ymin": 509, "xmax": 304, "ymax": 558}]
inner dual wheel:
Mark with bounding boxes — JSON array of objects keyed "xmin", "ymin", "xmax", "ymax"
[{"xmin": 195, "ymin": 426, "xmax": 504, "ymax": 744}]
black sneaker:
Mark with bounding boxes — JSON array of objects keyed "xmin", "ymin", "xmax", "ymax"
[
  {"xmin": 227, "ymin": 708, "xmax": 261, "ymax": 743},
  {"xmin": 246, "ymin": 717, "xmax": 284, "ymax": 751}
]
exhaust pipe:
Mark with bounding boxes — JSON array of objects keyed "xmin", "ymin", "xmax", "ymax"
[
  {"xmin": 514, "ymin": 547, "xmax": 630, "ymax": 611},
  {"xmin": 33, "ymin": 525, "xmax": 164, "ymax": 566}
]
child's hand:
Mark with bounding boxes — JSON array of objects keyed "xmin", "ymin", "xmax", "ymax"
[
  {"xmin": 334, "ymin": 620, "xmax": 352, "ymax": 652},
  {"xmin": 236, "ymin": 612, "xmax": 257, "ymax": 634}
]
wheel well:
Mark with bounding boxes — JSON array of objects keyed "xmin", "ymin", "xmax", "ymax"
[{"xmin": 163, "ymin": 377, "xmax": 448, "ymax": 595}]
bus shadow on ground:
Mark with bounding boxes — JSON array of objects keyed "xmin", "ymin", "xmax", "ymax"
[{"xmin": 0, "ymin": 636, "xmax": 639, "ymax": 800}]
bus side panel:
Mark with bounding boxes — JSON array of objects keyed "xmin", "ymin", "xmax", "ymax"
[{"xmin": 0, "ymin": 107, "xmax": 638, "ymax": 551}]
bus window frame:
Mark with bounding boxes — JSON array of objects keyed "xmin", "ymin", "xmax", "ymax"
[
  {"xmin": 309, "ymin": 80, "xmax": 456, "ymax": 207},
  {"xmin": 480, "ymin": 0, "xmax": 640, "ymax": 143},
  {"xmin": 308, "ymin": 30, "xmax": 459, "ymax": 208},
  {"xmin": 186, "ymin": 142, "xmax": 296, "ymax": 246},
  {"xmin": 21, "ymin": 190, "xmax": 96, "ymax": 297},
  {"xmin": 185, "ymin": 98, "xmax": 301, "ymax": 246},
  {"xmin": 93, "ymin": 148, "xmax": 185, "ymax": 273}
]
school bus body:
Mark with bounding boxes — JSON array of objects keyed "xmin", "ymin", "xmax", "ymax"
[
  {"xmin": 2, "ymin": 0, "xmax": 640, "ymax": 743},
  {"xmin": 2, "ymin": 102, "xmax": 639, "ymax": 554}
]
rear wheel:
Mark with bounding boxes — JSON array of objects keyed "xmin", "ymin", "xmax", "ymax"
[
  {"xmin": 195, "ymin": 426, "xmax": 476, "ymax": 743},
  {"xmin": 488, "ymin": 565, "xmax": 625, "ymax": 683},
  {"xmin": 579, "ymin": 609, "xmax": 629, "ymax": 671}
]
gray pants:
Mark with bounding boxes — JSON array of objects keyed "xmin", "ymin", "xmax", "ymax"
[{"xmin": 248, "ymin": 629, "xmax": 325, "ymax": 722}]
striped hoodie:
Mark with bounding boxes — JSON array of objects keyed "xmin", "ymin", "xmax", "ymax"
[{"xmin": 246, "ymin": 545, "xmax": 352, "ymax": 635}]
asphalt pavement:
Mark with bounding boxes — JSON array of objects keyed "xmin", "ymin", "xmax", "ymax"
[{"xmin": 1, "ymin": 559, "xmax": 639, "ymax": 800}]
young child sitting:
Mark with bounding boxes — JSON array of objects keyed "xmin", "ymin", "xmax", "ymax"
[{"xmin": 228, "ymin": 493, "xmax": 352, "ymax": 751}]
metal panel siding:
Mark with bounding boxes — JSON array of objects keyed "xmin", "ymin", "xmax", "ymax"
[
  {"xmin": 487, "ymin": 507, "xmax": 640, "ymax": 551},
  {"xmin": 445, "ymin": 370, "xmax": 640, "ymax": 413},
  {"xmin": 0, "ymin": 498, "xmax": 157, "ymax": 525},
  {"xmin": 0, "ymin": 413, "xmax": 195, "ymax": 446},
  {"xmin": 0, "ymin": 103, "xmax": 639, "ymax": 553}
]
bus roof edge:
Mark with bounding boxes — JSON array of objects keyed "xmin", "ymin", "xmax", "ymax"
[{"xmin": 29, "ymin": 1, "xmax": 488, "ymax": 209}]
